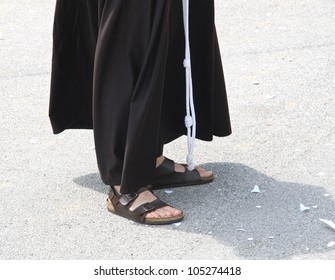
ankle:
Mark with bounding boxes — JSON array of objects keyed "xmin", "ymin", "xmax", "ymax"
[
  {"xmin": 112, "ymin": 185, "xmax": 121, "ymax": 194},
  {"xmin": 156, "ymin": 155, "xmax": 165, "ymax": 167}
]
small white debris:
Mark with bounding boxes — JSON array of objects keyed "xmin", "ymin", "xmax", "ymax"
[
  {"xmin": 247, "ymin": 238, "xmax": 254, "ymax": 241},
  {"xmin": 164, "ymin": 189, "xmax": 173, "ymax": 194},
  {"xmin": 208, "ymin": 231, "xmax": 212, "ymax": 235},
  {"xmin": 173, "ymin": 222, "xmax": 182, "ymax": 227},
  {"xmin": 312, "ymin": 205, "xmax": 318, "ymax": 209},
  {"xmin": 256, "ymin": 205, "xmax": 262, "ymax": 209},
  {"xmin": 327, "ymin": 241, "xmax": 335, "ymax": 248},
  {"xmin": 319, "ymin": 219, "xmax": 335, "ymax": 231},
  {"xmin": 29, "ymin": 138, "xmax": 37, "ymax": 144},
  {"xmin": 268, "ymin": 236, "xmax": 274, "ymax": 239},
  {"xmin": 324, "ymin": 194, "xmax": 330, "ymax": 197},
  {"xmin": 251, "ymin": 185, "xmax": 260, "ymax": 193},
  {"xmin": 317, "ymin": 172, "xmax": 326, "ymax": 176},
  {"xmin": 305, "ymin": 247, "xmax": 310, "ymax": 252},
  {"xmin": 237, "ymin": 229, "xmax": 246, "ymax": 232},
  {"xmin": 0, "ymin": 181, "xmax": 13, "ymax": 190},
  {"xmin": 300, "ymin": 203, "xmax": 310, "ymax": 212}
]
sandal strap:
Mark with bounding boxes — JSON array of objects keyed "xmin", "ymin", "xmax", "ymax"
[
  {"xmin": 150, "ymin": 198, "xmax": 170, "ymax": 209},
  {"xmin": 109, "ymin": 185, "xmax": 152, "ymax": 207},
  {"xmin": 155, "ymin": 157, "xmax": 200, "ymax": 179},
  {"xmin": 155, "ymin": 157, "xmax": 175, "ymax": 177},
  {"xmin": 132, "ymin": 198, "xmax": 169, "ymax": 216},
  {"xmin": 109, "ymin": 186, "xmax": 137, "ymax": 206},
  {"xmin": 154, "ymin": 157, "xmax": 201, "ymax": 187}
]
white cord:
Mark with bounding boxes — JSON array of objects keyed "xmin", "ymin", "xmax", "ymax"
[{"xmin": 182, "ymin": 0, "xmax": 196, "ymax": 171}]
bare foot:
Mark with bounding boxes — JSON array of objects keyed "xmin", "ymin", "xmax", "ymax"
[
  {"xmin": 156, "ymin": 156, "xmax": 213, "ymax": 178},
  {"xmin": 113, "ymin": 186, "xmax": 182, "ymax": 219}
]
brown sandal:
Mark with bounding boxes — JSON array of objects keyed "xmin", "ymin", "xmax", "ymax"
[
  {"xmin": 106, "ymin": 185, "xmax": 184, "ymax": 225},
  {"xmin": 153, "ymin": 157, "xmax": 214, "ymax": 190}
]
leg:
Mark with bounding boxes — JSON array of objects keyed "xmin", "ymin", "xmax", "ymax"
[
  {"xmin": 94, "ymin": 0, "xmax": 182, "ymax": 223},
  {"xmin": 93, "ymin": 0, "xmax": 170, "ymax": 193}
]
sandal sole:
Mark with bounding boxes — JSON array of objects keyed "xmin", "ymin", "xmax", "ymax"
[{"xmin": 152, "ymin": 174, "xmax": 214, "ymax": 190}]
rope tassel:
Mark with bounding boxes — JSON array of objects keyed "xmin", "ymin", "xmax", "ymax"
[{"xmin": 182, "ymin": 0, "xmax": 196, "ymax": 171}]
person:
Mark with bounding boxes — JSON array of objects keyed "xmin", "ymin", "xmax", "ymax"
[{"xmin": 49, "ymin": 0, "xmax": 231, "ymax": 225}]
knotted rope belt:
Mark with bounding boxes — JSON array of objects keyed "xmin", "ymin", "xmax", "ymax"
[{"xmin": 182, "ymin": 0, "xmax": 196, "ymax": 171}]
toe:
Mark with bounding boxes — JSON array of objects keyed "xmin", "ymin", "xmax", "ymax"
[
  {"xmin": 164, "ymin": 206, "xmax": 182, "ymax": 217},
  {"xmin": 146, "ymin": 211, "xmax": 160, "ymax": 219},
  {"xmin": 196, "ymin": 167, "xmax": 213, "ymax": 178},
  {"xmin": 155, "ymin": 208, "xmax": 169, "ymax": 218},
  {"xmin": 160, "ymin": 207, "xmax": 173, "ymax": 218},
  {"xmin": 148, "ymin": 206, "xmax": 182, "ymax": 219}
]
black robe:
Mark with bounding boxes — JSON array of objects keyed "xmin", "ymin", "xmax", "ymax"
[{"xmin": 49, "ymin": 0, "xmax": 232, "ymax": 192}]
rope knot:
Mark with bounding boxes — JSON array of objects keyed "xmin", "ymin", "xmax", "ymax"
[
  {"xmin": 184, "ymin": 116, "xmax": 193, "ymax": 127},
  {"xmin": 183, "ymin": 59, "xmax": 191, "ymax": 68}
]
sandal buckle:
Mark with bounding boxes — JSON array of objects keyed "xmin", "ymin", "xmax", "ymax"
[
  {"xmin": 142, "ymin": 203, "xmax": 155, "ymax": 212},
  {"xmin": 119, "ymin": 193, "xmax": 137, "ymax": 206}
]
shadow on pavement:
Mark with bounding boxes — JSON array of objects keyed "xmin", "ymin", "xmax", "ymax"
[{"xmin": 74, "ymin": 162, "xmax": 335, "ymax": 259}]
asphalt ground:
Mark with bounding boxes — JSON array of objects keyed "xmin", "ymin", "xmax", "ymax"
[{"xmin": 0, "ymin": 0, "xmax": 335, "ymax": 260}]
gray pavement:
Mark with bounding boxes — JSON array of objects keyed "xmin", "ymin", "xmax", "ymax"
[{"xmin": 0, "ymin": 0, "xmax": 335, "ymax": 260}]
